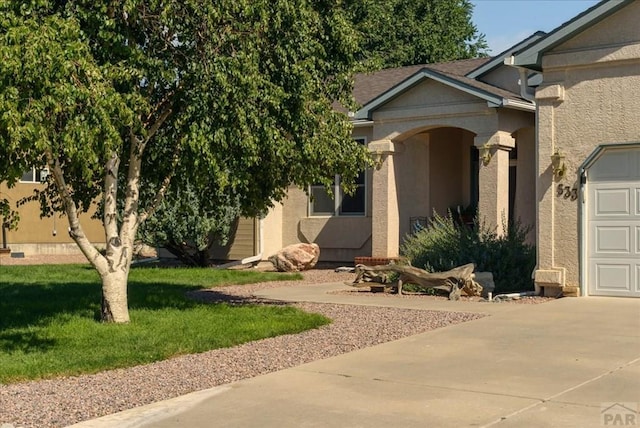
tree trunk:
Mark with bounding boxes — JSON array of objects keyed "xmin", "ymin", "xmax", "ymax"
[{"xmin": 100, "ymin": 267, "xmax": 130, "ymax": 323}]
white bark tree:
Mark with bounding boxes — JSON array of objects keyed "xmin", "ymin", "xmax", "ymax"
[{"xmin": 0, "ymin": 0, "xmax": 369, "ymax": 322}]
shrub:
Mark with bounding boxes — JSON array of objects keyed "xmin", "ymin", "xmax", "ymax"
[{"xmin": 400, "ymin": 212, "xmax": 535, "ymax": 294}]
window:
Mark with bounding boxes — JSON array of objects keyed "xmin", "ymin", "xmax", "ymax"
[
  {"xmin": 309, "ymin": 138, "xmax": 366, "ymax": 216},
  {"xmin": 20, "ymin": 167, "xmax": 49, "ymax": 183}
]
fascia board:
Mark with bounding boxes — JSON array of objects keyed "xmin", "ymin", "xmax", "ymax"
[
  {"xmin": 466, "ymin": 32, "xmax": 546, "ymax": 79},
  {"xmin": 354, "ymin": 69, "xmax": 504, "ymax": 120},
  {"xmin": 512, "ymin": 0, "xmax": 632, "ymax": 71},
  {"xmin": 354, "ymin": 70, "xmax": 427, "ymax": 120}
]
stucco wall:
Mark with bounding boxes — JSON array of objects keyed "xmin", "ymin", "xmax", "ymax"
[
  {"xmin": 261, "ymin": 202, "xmax": 283, "ymax": 259},
  {"xmin": 394, "ymin": 133, "xmax": 430, "ymax": 239},
  {"xmin": 371, "ymin": 80, "xmax": 495, "ymax": 136},
  {"xmin": 278, "ymin": 183, "xmax": 373, "ymax": 263},
  {"xmin": 535, "ymin": 2, "xmax": 640, "ymax": 291},
  {"xmin": 477, "ymin": 64, "xmax": 522, "ymax": 95},
  {"xmin": 428, "ymin": 128, "xmax": 466, "ymax": 217},
  {"xmin": 513, "ymin": 126, "xmax": 536, "ymax": 242},
  {"xmin": 256, "ymin": 127, "xmax": 376, "ymax": 263}
]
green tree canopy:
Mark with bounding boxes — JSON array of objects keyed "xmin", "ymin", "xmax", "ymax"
[
  {"xmin": 345, "ymin": 0, "xmax": 488, "ymax": 69},
  {"xmin": 0, "ymin": 0, "xmax": 369, "ymax": 322}
]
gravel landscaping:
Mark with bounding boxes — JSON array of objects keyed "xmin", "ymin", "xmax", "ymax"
[{"xmin": 0, "ymin": 267, "xmax": 492, "ymax": 428}]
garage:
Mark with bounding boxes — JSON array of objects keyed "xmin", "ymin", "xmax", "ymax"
[{"xmin": 587, "ymin": 146, "xmax": 640, "ymax": 297}]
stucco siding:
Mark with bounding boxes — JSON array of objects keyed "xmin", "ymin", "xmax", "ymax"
[
  {"xmin": 535, "ymin": 4, "xmax": 640, "ymax": 292},
  {"xmin": 372, "ymin": 79, "xmax": 488, "ymax": 124},
  {"xmin": 279, "ymin": 186, "xmax": 372, "ymax": 262},
  {"xmin": 477, "ymin": 65, "xmax": 522, "ymax": 95},
  {"xmin": 261, "ymin": 202, "xmax": 283, "ymax": 259},
  {"xmin": 552, "ymin": 1, "xmax": 640, "ymax": 53},
  {"xmin": 428, "ymin": 128, "xmax": 466, "ymax": 217},
  {"xmin": 513, "ymin": 126, "xmax": 536, "ymax": 243},
  {"xmin": 395, "ymin": 133, "xmax": 430, "ymax": 239}
]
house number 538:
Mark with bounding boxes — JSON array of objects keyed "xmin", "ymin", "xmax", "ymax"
[{"xmin": 557, "ymin": 184, "xmax": 578, "ymax": 201}]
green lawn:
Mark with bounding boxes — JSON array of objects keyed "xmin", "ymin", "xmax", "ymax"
[{"xmin": 0, "ymin": 264, "xmax": 328, "ymax": 384}]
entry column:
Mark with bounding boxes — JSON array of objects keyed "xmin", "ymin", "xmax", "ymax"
[
  {"xmin": 369, "ymin": 139, "xmax": 404, "ymax": 258},
  {"xmin": 474, "ymin": 131, "xmax": 514, "ymax": 236}
]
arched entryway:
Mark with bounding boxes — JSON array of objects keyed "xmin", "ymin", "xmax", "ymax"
[
  {"xmin": 370, "ymin": 124, "xmax": 536, "ymax": 257},
  {"xmin": 394, "ymin": 126, "xmax": 478, "ymax": 239}
]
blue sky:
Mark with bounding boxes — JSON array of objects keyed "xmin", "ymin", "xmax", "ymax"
[{"xmin": 470, "ymin": 0, "xmax": 600, "ymax": 54}]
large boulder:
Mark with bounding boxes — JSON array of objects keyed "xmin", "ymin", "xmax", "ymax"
[{"xmin": 269, "ymin": 243, "xmax": 320, "ymax": 272}]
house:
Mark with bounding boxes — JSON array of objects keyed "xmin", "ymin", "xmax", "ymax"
[
  {"xmin": 259, "ymin": 0, "xmax": 640, "ymax": 300},
  {"xmin": 257, "ymin": 43, "xmax": 539, "ymax": 264},
  {"xmin": 4, "ymin": 0, "xmax": 639, "ymax": 301},
  {"xmin": 510, "ymin": 0, "xmax": 640, "ymax": 298}
]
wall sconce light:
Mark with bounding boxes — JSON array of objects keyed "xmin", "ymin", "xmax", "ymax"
[
  {"xmin": 550, "ymin": 149, "xmax": 566, "ymax": 181},
  {"xmin": 479, "ymin": 144, "xmax": 493, "ymax": 166},
  {"xmin": 372, "ymin": 150, "xmax": 385, "ymax": 170}
]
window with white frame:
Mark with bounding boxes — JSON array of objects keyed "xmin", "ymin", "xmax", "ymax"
[
  {"xmin": 19, "ymin": 167, "xmax": 49, "ymax": 183},
  {"xmin": 309, "ymin": 138, "xmax": 366, "ymax": 216}
]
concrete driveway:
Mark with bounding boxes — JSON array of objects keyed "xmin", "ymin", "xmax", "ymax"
[{"xmin": 69, "ymin": 284, "xmax": 640, "ymax": 428}]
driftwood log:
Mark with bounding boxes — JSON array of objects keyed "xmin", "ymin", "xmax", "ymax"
[{"xmin": 347, "ymin": 263, "xmax": 482, "ymax": 300}]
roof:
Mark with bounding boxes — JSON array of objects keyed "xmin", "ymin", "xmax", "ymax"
[
  {"xmin": 353, "ymin": 58, "xmax": 490, "ymax": 106},
  {"xmin": 352, "ymin": 57, "xmax": 533, "ymax": 121},
  {"xmin": 466, "ymin": 32, "xmax": 546, "ymax": 79},
  {"xmin": 511, "ymin": 0, "xmax": 633, "ymax": 71}
]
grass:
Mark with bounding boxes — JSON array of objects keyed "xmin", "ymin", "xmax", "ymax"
[{"xmin": 0, "ymin": 264, "xmax": 328, "ymax": 384}]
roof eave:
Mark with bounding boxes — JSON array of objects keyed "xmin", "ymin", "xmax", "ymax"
[
  {"xmin": 466, "ymin": 31, "xmax": 547, "ymax": 78},
  {"xmin": 354, "ymin": 69, "xmax": 505, "ymax": 120},
  {"xmin": 512, "ymin": 0, "xmax": 633, "ymax": 70}
]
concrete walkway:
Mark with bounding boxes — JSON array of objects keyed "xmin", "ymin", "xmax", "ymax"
[{"xmin": 69, "ymin": 283, "xmax": 640, "ymax": 428}]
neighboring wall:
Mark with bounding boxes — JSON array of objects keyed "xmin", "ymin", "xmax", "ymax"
[
  {"xmin": 209, "ymin": 217, "xmax": 257, "ymax": 261},
  {"xmin": 0, "ymin": 183, "xmax": 105, "ymax": 254},
  {"xmin": 535, "ymin": 1, "xmax": 640, "ymax": 289}
]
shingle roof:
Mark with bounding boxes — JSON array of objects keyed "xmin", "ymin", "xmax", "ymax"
[
  {"xmin": 352, "ymin": 56, "xmax": 534, "ymax": 119},
  {"xmin": 353, "ymin": 58, "xmax": 491, "ymax": 106}
]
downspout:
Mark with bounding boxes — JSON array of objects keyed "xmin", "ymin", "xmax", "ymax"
[
  {"xmin": 518, "ymin": 68, "xmax": 536, "ymax": 102},
  {"xmin": 505, "ymin": 56, "xmax": 536, "ymax": 102},
  {"xmin": 214, "ymin": 217, "xmax": 264, "ymax": 269}
]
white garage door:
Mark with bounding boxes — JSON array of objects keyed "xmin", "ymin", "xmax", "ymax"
[{"xmin": 588, "ymin": 147, "xmax": 640, "ymax": 297}]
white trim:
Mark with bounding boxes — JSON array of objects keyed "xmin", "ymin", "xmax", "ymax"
[
  {"xmin": 351, "ymin": 120, "xmax": 374, "ymax": 128},
  {"xmin": 502, "ymin": 99, "xmax": 536, "ymax": 111},
  {"xmin": 18, "ymin": 167, "xmax": 49, "ymax": 184}
]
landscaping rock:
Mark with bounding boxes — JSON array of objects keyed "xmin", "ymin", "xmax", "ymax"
[{"xmin": 269, "ymin": 243, "xmax": 320, "ymax": 272}]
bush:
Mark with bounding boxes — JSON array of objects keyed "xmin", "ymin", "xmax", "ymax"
[{"xmin": 400, "ymin": 212, "xmax": 535, "ymax": 294}]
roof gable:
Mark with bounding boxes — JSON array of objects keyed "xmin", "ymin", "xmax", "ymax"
[
  {"xmin": 511, "ymin": 0, "xmax": 634, "ymax": 71},
  {"xmin": 353, "ymin": 62, "xmax": 533, "ymax": 120},
  {"xmin": 353, "ymin": 58, "xmax": 489, "ymax": 107}
]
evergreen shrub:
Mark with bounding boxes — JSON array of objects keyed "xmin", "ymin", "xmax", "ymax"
[{"xmin": 400, "ymin": 212, "xmax": 536, "ymax": 294}]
